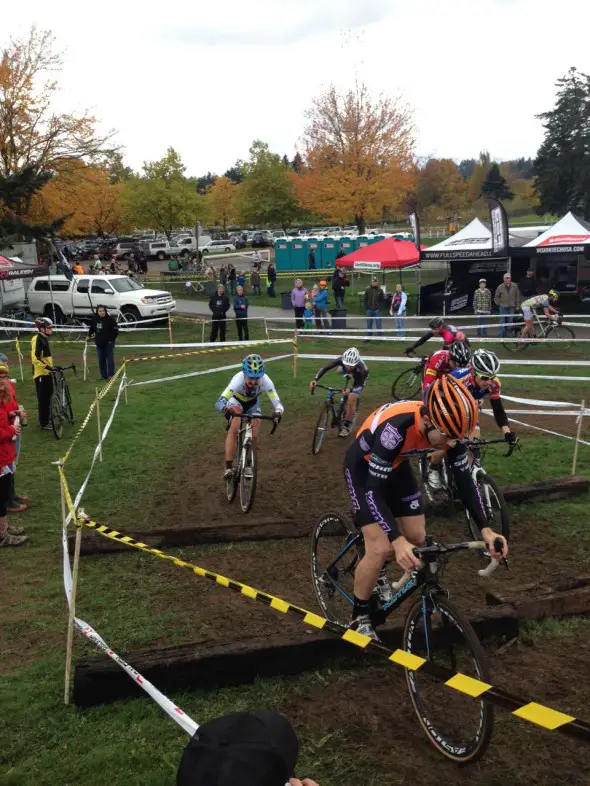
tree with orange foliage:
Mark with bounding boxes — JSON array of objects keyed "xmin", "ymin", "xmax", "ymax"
[
  {"xmin": 415, "ymin": 158, "xmax": 468, "ymax": 224},
  {"xmin": 298, "ymin": 82, "xmax": 415, "ymax": 234}
]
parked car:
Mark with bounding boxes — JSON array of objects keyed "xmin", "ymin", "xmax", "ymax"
[
  {"xmin": 27, "ymin": 275, "xmax": 176, "ymax": 323},
  {"xmin": 113, "ymin": 240, "xmax": 146, "ymax": 261},
  {"xmin": 251, "ymin": 233, "xmax": 272, "ymax": 248},
  {"xmin": 146, "ymin": 240, "xmax": 180, "ymax": 260},
  {"xmin": 201, "ymin": 240, "xmax": 237, "ymax": 254}
]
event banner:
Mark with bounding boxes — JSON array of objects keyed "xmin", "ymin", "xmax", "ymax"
[
  {"xmin": 408, "ymin": 210, "xmax": 421, "ymax": 251},
  {"xmin": 488, "ymin": 198, "xmax": 509, "ymax": 257}
]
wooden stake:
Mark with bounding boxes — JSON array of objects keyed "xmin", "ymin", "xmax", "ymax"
[
  {"xmin": 572, "ymin": 399, "xmax": 585, "ymax": 476},
  {"xmin": 264, "ymin": 318, "xmax": 270, "ymax": 340},
  {"xmin": 16, "ymin": 339, "xmax": 24, "ymax": 381},
  {"xmin": 96, "ymin": 389, "xmax": 102, "ymax": 462},
  {"xmin": 293, "ymin": 330, "xmax": 298, "ymax": 378},
  {"xmin": 123, "ymin": 361, "xmax": 128, "ymax": 405},
  {"xmin": 62, "ymin": 472, "xmax": 82, "ymax": 705},
  {"xmin": 201, "ymin": 320, "xmax": 206, "ymax": 343},
  {"xmin": 168, "ymin": 315, "xmax": 174, "ymax": 346}
]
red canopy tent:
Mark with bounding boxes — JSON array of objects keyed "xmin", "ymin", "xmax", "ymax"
[
  {"xmin": 337, "ymin": 237, "xmax": 420, "ymax": 270},
  {"xmin": 0, "ymin": 255, "xmax": 47, "ymax": 279}
]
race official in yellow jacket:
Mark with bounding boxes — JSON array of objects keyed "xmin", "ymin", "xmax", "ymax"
[{"xmin": 31, "ymin": 317, "xmax": 55, "ymax": 430}]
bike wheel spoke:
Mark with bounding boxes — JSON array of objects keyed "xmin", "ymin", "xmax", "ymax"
[{"xmin": 310, "ymin": 513, "xmax": 360, "ymax": 625}]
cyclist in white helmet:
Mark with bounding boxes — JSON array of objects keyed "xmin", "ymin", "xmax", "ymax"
[
  {"xmin": 309, "ymin": 347, "xmax": 369, "ymax": 437},
  {"xmin": 451, "ymin": 349, "xmax": 518, "ymax": 464}
]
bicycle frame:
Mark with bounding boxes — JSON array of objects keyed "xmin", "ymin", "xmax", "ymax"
[{"xmin": 312, "ymin": 378, "xmax": 353, "ymax": 421}]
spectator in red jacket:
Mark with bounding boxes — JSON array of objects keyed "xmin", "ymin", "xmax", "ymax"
[
  {"xmin": 0, "ymin": 356, "xmax": 30, "ymax": 513},
  {"xmin": 0, "ymin": 378, "xmax": 26, "ymax": 548}
]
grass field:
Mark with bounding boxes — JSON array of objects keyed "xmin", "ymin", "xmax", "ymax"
[{"xmin": 1, "ymin": 328, "xmax": 589, "ymax": 786}]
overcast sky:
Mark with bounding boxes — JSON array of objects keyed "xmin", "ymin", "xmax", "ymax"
[{"xmin": 4, "ymin": 0, "xmax": 589, "ymax": 176}]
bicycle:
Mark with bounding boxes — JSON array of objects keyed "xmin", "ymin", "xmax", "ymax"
[
  {"xmin": 310, "ymin": 514, "xmax": 504, "ymax": 762},
  {"xmin": 415, "ymin": 438, "xmax": 519, "ymax": 545},
  {"xmin": 50, "ymin": 364, "xmax": 76, "ymax": 439},
  {"xmin": 184, "ymin": 279, "xmax": 207, "ymax": 296},
  {"xmin": 502, "ymin": 313, "xmax": 575, "ymax": 352},
  {"xmin": 0, "ymin": 310, "xmax": 34, "ymax": 338},
  {"xmin": 225, "ymin": 413, "xmax": 278, "ymax": 513},
  {"xmin": 310, "ymin": 378, "xmax": 359, "ymax": 455},
  {"xmin": 391, "ymin": 356, "xmax": 428, "ymax": 401}
]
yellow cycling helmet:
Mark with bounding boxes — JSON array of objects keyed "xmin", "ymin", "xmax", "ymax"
[{"xmin": 548, "ymin": 289, "xmax": 559, "ymax": 301}]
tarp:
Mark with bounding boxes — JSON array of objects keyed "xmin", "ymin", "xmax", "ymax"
[
  {"xmin": 0, "ymin": 255, "xmax": 48, "ymax": 279},
  {"xmin": 337, "ymin": 238, "xmax": 419, "ymax": 270},
  {"xmin": 524, "ymin": 212, "xmax": 590, "ymax": 255}
]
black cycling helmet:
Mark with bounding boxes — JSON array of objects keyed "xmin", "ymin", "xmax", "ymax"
[
  {"xmin": 429, "ymin": 316, "xmax": 444, "ymax": 330},
  {"xmin": 449, "ymin": 340, "xmax": 471, "ymax": 366}
]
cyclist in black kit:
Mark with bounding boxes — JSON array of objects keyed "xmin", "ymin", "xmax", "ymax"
[{"xmin": 309, "ymin": 347, "xmax": 368, "ymax": 437}]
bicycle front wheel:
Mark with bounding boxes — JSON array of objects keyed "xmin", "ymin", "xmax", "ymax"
[
  {"xmin": 392, "ymin": 367, "xmax": 421, "ymax": 401},
  {"xmin": 502, "ymin": 327, "xmax": 529, "ymax": 353},
  {"xmin": 310, "ymin": 512, "xmax": 362, "ymax": 625},
  {"xmin": 403, "ymin": 595, "xmax": 494, "ymax": 763},
  {"xmin": 62, "ymin": 319, "xmax": 85, "ymax": 342},
  {"xmin": 545, "ymin": 324, "xmax": 575, "ymax": 350},
  {"xmin": 50, "ymin": 390, "xmax": 64, "ymax": 440},
  {"xmin": 64, "ymin": 381, "xmax": 75, "ymax": 424},
  {"xmin": 312, "ymin": 404, "xmax": 331, "ymax": 455},
  {"xmin": 466, "ymin": 471, "xmax": 509, "ymax": 542},
  {"xmin": 239, "ymin": 442, "xmax": 258, "ymax": 513}
]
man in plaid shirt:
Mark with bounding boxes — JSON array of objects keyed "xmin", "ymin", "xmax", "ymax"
[{"xmin": 473, "ymin": 278, "xmax": 492, "ymax": 337}]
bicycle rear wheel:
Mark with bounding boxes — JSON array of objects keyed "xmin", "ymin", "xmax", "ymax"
[
  {"xmin": 310, "ymin": 512, "xmax": 362, "ymax": 625},
  {"xmin": 312, "ymin": 404, "xmax": 331, "ymax": 455},
  {"xmin": 239, "ymin": 442, "xmax": 257, "ymax": 513},
  {"xmin": 62, "ymin": 319, "xmax": 85, "ymax": 343},
  {"xmin": 465, "ymin": 471, "xmax": 509, "ymax": 542},
  {"xmin": 50, "ymin": 389, "xmax": 64, "ymax": 440},
  {"xmin": 502, "ymin": 327, "xmax": 530, "ymax": 353},
  {"xmin": 403, "ymin": 595, "xmax": 494, "ymax": 763},
  {"xmin": 546, "ymin": 324, "xmax": 575, "ymax": 350},
  {"xmin": 392, "ymin": 367, "xmax": 422, "ymax": 401}
]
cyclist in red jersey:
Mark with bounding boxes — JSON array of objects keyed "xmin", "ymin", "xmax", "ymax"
[
  {"xmin": 405, "ymin": 316, "xmax": 467, "ymax": 357},
  {"xmin": 421, "ymin": 340, "xmax": 471, "ymax": 394}
]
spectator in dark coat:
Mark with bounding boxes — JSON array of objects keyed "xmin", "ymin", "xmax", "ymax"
[
  {"xmin": 228, "ymin": 264, "xmax": 237, "ymax": 295},
  {"xmin": 308, "ymin": 248, "xmax": 316, "ymax": 270},
  {"xmin": 332, "ymin": 269, "xmax": 350, "ymax": 309},
  {"xmin": 267, "ymin": 263, "xmax": 277, "ymax": 297},
  {"xmin": 88, "ymin": 305, "xmax": 119, "ymax": 380},
  {"xmin": 519, "ymin": 269, "xmax": 537, "ymax": 300},
  {"xmin": 250, "ymin": 266, "xmax": 261, "ymax": 295},
  {"xmin": 209, "ymin": 285, "xmax": 230, "ymax": 342},
  {"xmin": 233, "ymin": 286, "xmax": 249, "ymax": 341}
]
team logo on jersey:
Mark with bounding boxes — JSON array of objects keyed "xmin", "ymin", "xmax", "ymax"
[{"xmin": 380, "ymin": 423, "xmax": 402, "ymax": 450}]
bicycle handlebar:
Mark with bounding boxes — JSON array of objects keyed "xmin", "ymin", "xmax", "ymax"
[
  {"xmin": 51, "ymin": 363, "xmax": 76, "ymax": 375},
  {"xmin": 228, "ymin": 412, "xmax": 280, "ymax": 435},
  {"xmin": 399, "ymin": 436, "xmax": 522, "ymax": 458},
  {"xmin": 391, "ymin": 538, "xmax": 506, "ymax": 590}
]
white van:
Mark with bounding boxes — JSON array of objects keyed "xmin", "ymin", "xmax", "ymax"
[{"xmin": 27, "ymin": 275, "xmax": 175, "ymax": 322}]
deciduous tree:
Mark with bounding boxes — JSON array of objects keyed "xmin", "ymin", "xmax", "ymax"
[
  {"xmin": 239, "ymin": 141, "xmax": 300, "ymax": 228},
  {"xmin": 208, "ymin": 175, "xmax": 238, "ymax": 231},
  {"xmin": 299, "ymin": 82, "xmax": 415, "ymax": 233},
  {"xmin": 122, "ymin": 148, "xmax": 207, "ymax": 238},
  {"xmin": 533, "ymin": 67, "xmax": 590, "ymax": 219},
  {"xmin": 415, "ymin": 158, "xmax": 467, "ymax": 222}
]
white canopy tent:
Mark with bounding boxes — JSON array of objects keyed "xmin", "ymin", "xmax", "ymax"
[
  {"xmin": 524, "ymin": 212, "xmax": 590, "ymax": 254},
  {"xmin": 422, "ymin": 219, "xmax": 493, "ymax": 260}
]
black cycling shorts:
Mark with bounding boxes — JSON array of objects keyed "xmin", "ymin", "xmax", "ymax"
[{"xmin": 343, "ymin": 458, "xmax": 424, "ymax": 540}]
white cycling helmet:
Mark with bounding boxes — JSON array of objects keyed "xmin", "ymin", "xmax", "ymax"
[
  {"xmin": 342, "ymin": 347, "xmax": 361, "ymax": 367},
  {"xmin": 471, "ymin": 349, "xmax": 500, "ymax": 378}
]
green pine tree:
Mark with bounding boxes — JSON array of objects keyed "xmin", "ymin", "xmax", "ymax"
[
  {"xmin": 480, "ymin": 162, "xmax": 514, "ymax": 201},
  {"xmin": 0, "ymin": 167, "xmax": 66, "ymax": 244},
  {"xmin": 533, "ymin": 67, "xmax": 590, "ymax": 219}
]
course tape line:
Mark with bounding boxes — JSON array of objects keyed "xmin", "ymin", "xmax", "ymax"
[
  {"xmin": 59, "ymin": 488, "xmax": 590, "ymax": 742},
  {"xmin": 482, "ymin": 411, "xmax": 590, "ymax": 447},
  {"xmin": 296, "ymin": 353, "xmax": 590, "ymax": 370},
  {"xmin": 126, "ymin": 340, "xmax": 275, "ymax": 363},
  {"xmin": 127, "ymin": 354, "xmax": 293, "ymax": 388}
]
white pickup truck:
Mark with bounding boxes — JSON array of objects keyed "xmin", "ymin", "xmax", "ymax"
[{"xmin": 26, "ymin": 275, "xmax": 176, "ymax": 322}]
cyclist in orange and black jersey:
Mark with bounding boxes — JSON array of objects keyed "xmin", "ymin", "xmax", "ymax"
[{"xmin": 343, "ymin": 375, "xmax": 508, "ymax": 640}]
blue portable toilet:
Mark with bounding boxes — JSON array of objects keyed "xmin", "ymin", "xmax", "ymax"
[
  {"xmin": 288, "ymin": 237, "xmax": 306, "ymax": 270},
  {"xmin": 274, "ymin": 238, "xmax": 291, "ymax": 271},
  {"xmin": 321, "ymin": 236, "xmax": 338, "ymax": 268},
  {"xmin": 354, "ymin": 234, "xmax": 372, "ymax": 251},
  {"xmin": 372, "ymin": 233, "xmax": 387, "ymax": 244},
  {"xmin": 338, "ymin": 236, "xmax": 354, "ymax": 258},
  {"xmin": 304, "ymin": 236, "xmax": 322, "ymax": 269}
]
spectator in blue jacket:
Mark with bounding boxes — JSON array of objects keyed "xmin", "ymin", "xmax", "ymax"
[
  {"xmin": 233, "ymin": 285, "xmax": 249, "ymax": 341},
  {"xmin": 313, "ymin": 280, "xmax": 330, "ymax": 332}
]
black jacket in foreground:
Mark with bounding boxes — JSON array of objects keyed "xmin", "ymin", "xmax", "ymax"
[{"xmin": 209, "ymin": 293, "xmax": 230, "ymax": 317}]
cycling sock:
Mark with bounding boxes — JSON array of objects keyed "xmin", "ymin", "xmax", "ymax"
[
  {"xmin": 353, "ymin": 595, "xmax": 371, "ymax": 619},
  {"xmin": 225, "ymin": 460, "xmax": 233, "ymax": 470}
]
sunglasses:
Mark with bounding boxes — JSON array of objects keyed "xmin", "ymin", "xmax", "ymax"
[{"xmin": 475, "ymin": 372, "xmax": 495, "ymax": 380}]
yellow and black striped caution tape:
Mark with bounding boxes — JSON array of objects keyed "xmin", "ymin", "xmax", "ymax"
[
  {"xmin": 58, "ymin": 470, "xmax": 590, "ymax": 744},
  {"xmin": 126, "ymin": 341, "xmax": 274, "ymax": 363}
]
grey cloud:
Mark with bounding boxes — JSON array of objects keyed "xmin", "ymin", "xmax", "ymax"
[{"xmin": 162, "ymin": 0, "xmax": 393, "ymax": 47}]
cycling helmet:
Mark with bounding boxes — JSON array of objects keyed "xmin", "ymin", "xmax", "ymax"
[
  {"xmin": 242, "ymin": 354, "xmax": 265, "ymax": 379},
  {"xmin": 549, "ymin": 289, "xmax": 559, "ymax": 301},
  {"xmin": 0, "ymin": 353, "xmax": 8, "ymax": 363},
  {"xmin": 448, "ymin": 340, "xmax": 471, "ymax": 366},
  {"xmin": 426, "ymin": 374, "xmax": 479, "ymax": 439},
  {"xmin": 342, "ymin": 347, "xmax": 361, "ymax": 367},
  {"xmin": 471, "ymin": 349, "xmax": 500, "ymax": 378},
  {"xmin": 429, "ymin": 316, "xmax": 444, "ymax": 330},
  {"xmin": 35, "ymin": 317, "xmax": 53, "ymax": 330}
]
